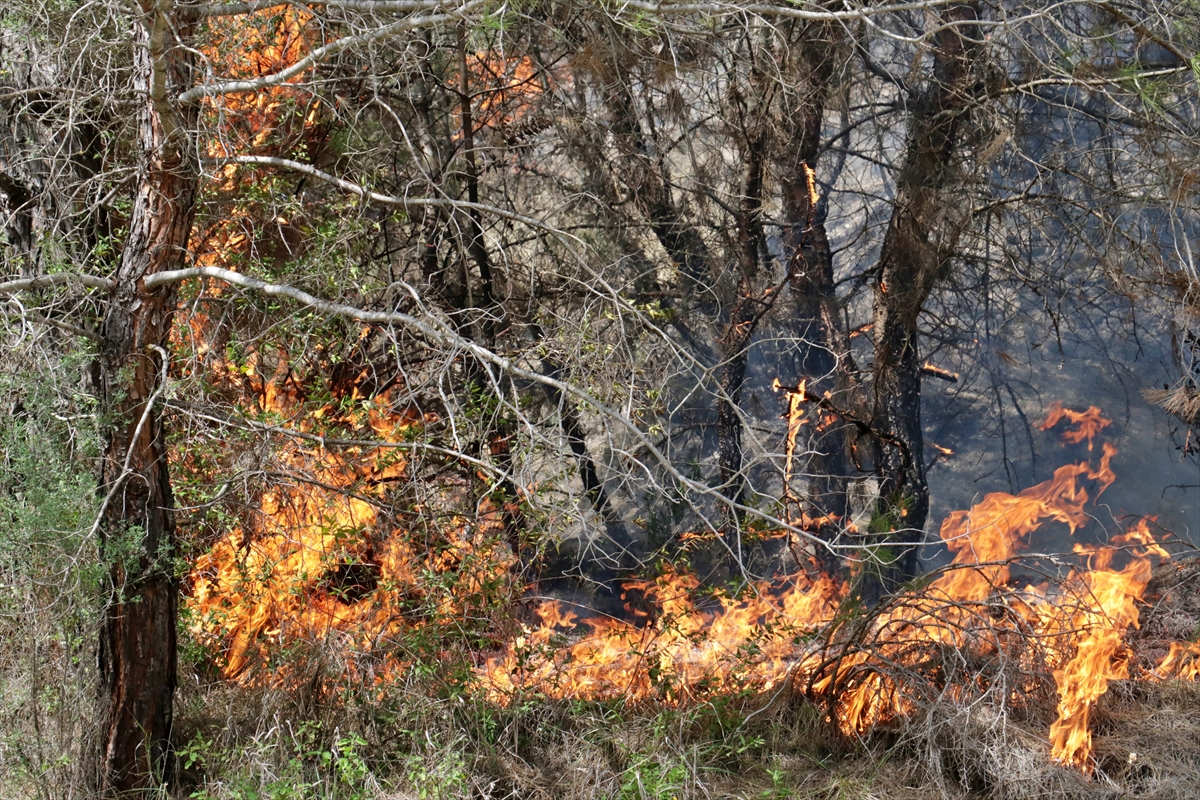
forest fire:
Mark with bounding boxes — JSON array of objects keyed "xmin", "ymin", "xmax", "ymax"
[
  {"xmin": 184, "ymin": 392, "xmax": 1200, "ymax": 772},
  {"xmin": 186, "ymin": 369, "xmax": 520, "ymax": 683},
  {"xmin": 166, "ymin": 1, "xmax": 1196, "ymax": 776},
  {"xmin": 8, "ymin": 0, "xmax": 1200, "ymax": 792},
  {"xmin": 199, "ymin": 4, "xmax": 317, "ymax": 157},
  {"xmin": 472, "ymin": 402, "xmax": 1197, "ymax": 772},
  {"xmin": 479, "ymin": 569, "xmax": 844, "ymax": 704},
  {"xmin": 182, "ymin": 10, "xmax": 540, "ymax": 686}
]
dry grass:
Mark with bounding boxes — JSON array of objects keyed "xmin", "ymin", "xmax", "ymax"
[
  {"xmin": 2, "ymin": 594, "xmax": 1199, "ymax": 799},
  {"xmin": 1089, "ymin": 681, "xmax": 1200, "ymax": 800},
  {"xmin": 161, "ymin": 662, "xmax": 1200, "ymax": 800},
  {"xmin": 1142, "ymin": 386, "xmax": 1200, "ymax": 427}
]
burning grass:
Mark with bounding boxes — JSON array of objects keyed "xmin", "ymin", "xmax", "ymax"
[
  {"xmin": 175, "ymin": 386, "xmax": 1200, "ymax": 797},
  {"xmin": 472, "ymin": 404, "xmax": 1194, "ymax": 775}
]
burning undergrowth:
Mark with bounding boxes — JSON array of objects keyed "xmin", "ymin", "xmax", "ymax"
[
  {"xmin": 181, "ymin": 359, "xmax": 524, "ymax": 687},
  {"xmin": 474, "ymin": 402, "xmax": 1197, "ymax": 775},
  {"xmin": 181, "ymin": 385, "xmax": 1200, "ymax": 782}
]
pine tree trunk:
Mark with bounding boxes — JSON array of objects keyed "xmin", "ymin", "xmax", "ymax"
[{"xmin": 96, "ymin": 1, "xmax": 196, "ymax": 792}]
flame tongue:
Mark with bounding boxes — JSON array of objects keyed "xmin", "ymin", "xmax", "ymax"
[
  {"xmin": 1040, "ymin": 402, "xmax": 1111, "ymax": 450},
  {"xmin": 935, "ymin": 441, "xmax": 1117, "ymax": 603},
  {"xmin": 1049, "ymin": 557, "xmax": 1151, "ymax": 768},
  {"xmin": 1158, "ymin": 641, "xmax": 1200, "ymax": 680}
]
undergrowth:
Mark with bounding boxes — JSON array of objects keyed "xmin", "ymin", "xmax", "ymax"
[
  {"xmin": 5, "ymin": 543, "xmax": 1200, "ymax": 800},
  {"xmin": 3, "ymin": 354, "xmax": 1200, "ymax": 799},
  {"xmin": 162, "ymin": 660, "xmax": 1200, "ymax": 800}
]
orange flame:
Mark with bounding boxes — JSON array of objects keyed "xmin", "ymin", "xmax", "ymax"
[
  {"xmin": 1040, "ymin": 401, "xmax": 1111, "ymax": 451},
  {"xmin": 803, "ymin": 163, "xmax": 819, "ymax": 207},
  {"xmin": 467, "ymin": 52, "xmax": 547, "ymax": 136},
  {"xmin": 1157, "ymin": 641, "xmax": 1200, "ymax": 680},
  {"xmin": 479, "ymin": 569, "xmax": 843, "ymax": 703},
  {"xmin": 1047, "ymin": 556, "xmax": 1151, "ymax": 767},
  {"xmin": 472, "ymin": 402, "xmax": 1195, "ymax": 773},
  {"xmin": 168, "ymin": 0, "xmax": 1200, "ymax": 730},
  {"xmin": 773, "ymin": 378, "xmax": 808, "ymax": 522},
  {"xmin": 185, "ymin": 368, "xmax": 517, "ymax": 684}
]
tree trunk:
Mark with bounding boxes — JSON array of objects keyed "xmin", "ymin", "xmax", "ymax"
[
  {"xmin": 715, "ymin": 120, "xmax": 767, "ymax": 531},
  {"xmin": 457, "ymin": 24, "xmax": 497, "ymax": 347},
  {"xmin": 866, "ymin": 3, "xmax": 978, "ymax": 600},
  {"xmin": 96, "ymin": 1, "xmax": 196, "ymax": 793},
  {"xmin": 779, "ymin": 22, "xmax": 854, "ymax": 578},
  {"xmin": 601, "ymin": 59, "xmax": 711, "ymax": 294}
]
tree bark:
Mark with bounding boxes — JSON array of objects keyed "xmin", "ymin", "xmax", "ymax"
[
  {"xmin": 715, "ymin": 120, "xmax": 768, "ymax": 538},
  {"xmin": 778, "ymin": 21, "xmax": 854, "ymax": 577},
  {"xmin": 96, "ymin": 1, "xmax": 196, "ymax": 792},
  {"xmin": 601, "ymin": 60, "xmax": 711, "ymax": 294},
  {"xmin": 457, "ymin": 24, "xmax": 497, "ymax": 346},
  {"xmin": 866, "ymin": 3, "xmax": 979, "ymax": 599}
]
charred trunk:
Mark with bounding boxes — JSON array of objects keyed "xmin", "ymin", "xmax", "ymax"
[
  {"xmin": 716, "ymin": 121, "xmax": 767, "ymax": 521},
  {"xmin": 779, "ymin": 24, "xmax": 854, "ymax": 578},
  {"xmin": 709, "ymin": 69, "xmax": 774, "ymax": 579},
  {"xmin": 457, "ymin": 25, "xmax": 496, "ymax": 348},
  {"xmin": 864, "ymin": 3, "xmax": 979, "ymax": 600}
]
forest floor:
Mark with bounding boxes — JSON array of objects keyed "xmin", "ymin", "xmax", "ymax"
[
  {"xmin": 158, "ymin": 559, "xmax": 1200, "ymax": 800},
  {"xmin": 5, "ymin": 562, "xmax": 1200, "ymax": 799},
  {"xmin": 167, "ymin": 675, "xmax": 1200, "ymax": 800}
]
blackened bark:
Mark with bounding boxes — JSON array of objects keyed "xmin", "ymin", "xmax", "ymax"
[
  {"xmin": 779, "ymin": 23, "xmax": 853, "ymax": 577},
  {"xmin": 563, "ymin": 71, "xmax": 716, "ymax": 364},
  {"xmin": 866, "ymin": 3, "xmax": 979, "ymax": 598},
  {"xmin": 96, "ymin": 2, "xmax": 197, "ymax": 793},
  {"xmin": 562, "ymin": 399, "xmax": 614, "ymax": 519},
  {"xmin": 457, "ymin": 25, "xmax": 496, "ymax": 347},
  {"xmin": 417, "ymin": 203, "xmax": 444, "ymax": 295},
  {"xmin": 702, "ymin": 56, "xmax": 784, "ymax": 581},
  {"xmin": 0, "ymin": 170, "xmax": 34, "ymax": 264},
  {"xmin": 0, "ymin": 45, "xmax": 42, "ymax": 272},
  {"xmin": 716, "ymin": 119, "xmax": 767, "ymax": 530},
  {"xmin": 409, "ymin": 46, "xmax": 455, "ymax": 307}
]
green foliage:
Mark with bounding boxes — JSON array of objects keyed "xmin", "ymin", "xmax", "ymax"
[
  {"xmin": 619, "ymin": 756, "xmax": 688, "ymax": 799},
  {"xmin": 403, "ymin": 743, "xmax": 469, "ymax": 800},
  {"xmin": 0, "ymin": 350, "xmax": 104, "ymax": 795},
  {"xmin": 0, "ymin": 352, "xmax": 101, "ymax": 602},
  {"xmin": 180, "ymin": 720, "xmax": 377, "ymax": 799}
]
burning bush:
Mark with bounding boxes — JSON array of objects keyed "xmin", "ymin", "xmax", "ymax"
[{"xmin": 180, "ymin": 391, "xmax": 1200, "ymax": 781}]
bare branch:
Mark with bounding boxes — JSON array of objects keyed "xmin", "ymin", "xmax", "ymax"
[
  {"xmin": 0, "ymin": 273, "xmax": 114, "ymax": 294},
  {"xmin": 189, "ymin": 0, "xmax": 464, "ymax": 17},
  {"xmin": 177, "ymin": 0, "xmax": 487, "ymax": 104},
  {"xmin": 204, "ymin": 155, "xmax": 557, "ymax": 232},
  {"xmin": 144, "ymin": 264, "xmax": 833, "ymax": 552}
]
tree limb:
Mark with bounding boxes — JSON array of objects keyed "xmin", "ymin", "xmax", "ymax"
[
  {"xmin": 145, "ymin": 264, "xmax": 839, "ymax": 557},
  {"xmin": 177, "ymin": 0, "xmax": 487, "ymax": 104},
  {"xmin": 0, "ymin": 273, "xmax": 114, "ymax": 294}
]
